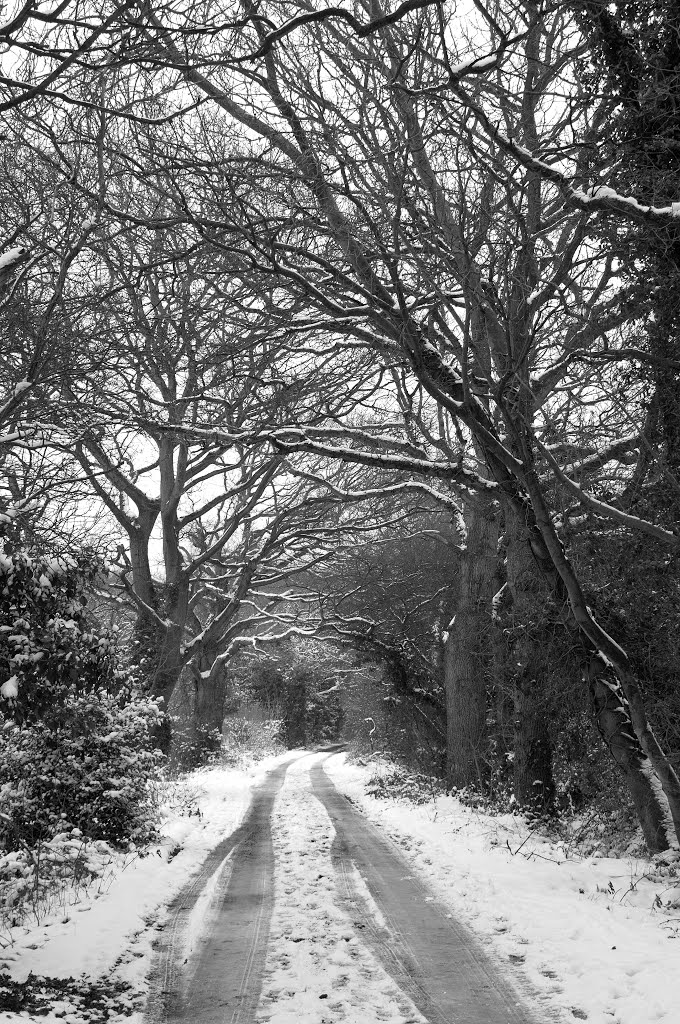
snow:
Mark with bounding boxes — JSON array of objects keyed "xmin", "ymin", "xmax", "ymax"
[
  {"xmin": 0, "ymin": 248, "xmax": 26, "ymax": 273},
  {"xmin": 182, "ymin": 848, "xmax": 235, "ymax": 966},
  {"xmin": 0, "ymin": 751, "xmax": 292, "ymax": 1023},
  {"xmin": 450, "ymin": 54, "xmax": 497, "ymax": 75},
  {"xmin": 571, "ymin": 185, "xmax": 680, "ymax": 219},
  {"xmin": 326, "ymin": 755, "xmax": 680, "ymax": 1024},
  {"xmin": 583, "ymin": 185, "xmax": 680, "ymax": 221},
  {"xmin": 3, "ymin": 749, "xmax": 680, "ymax": 1024},
  {"xmin": 257, "ymin": 755, "xmax": 427, "ymax": 1024},
  {"xmin": 507, "ymin": 148, "xmax": 680, "ymax": 223},
  {"xmin": 0, "ymin": 675, "xmax": 17, "ymax": 698}
]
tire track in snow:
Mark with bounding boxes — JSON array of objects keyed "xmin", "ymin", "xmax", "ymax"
[
  {"xmin": 311, "ymin": 757, "xmax": 537, "ymax": 1024},
  {"xmin": 144, "ymin": 757, "xmax": 296, "ymax": 1023}
]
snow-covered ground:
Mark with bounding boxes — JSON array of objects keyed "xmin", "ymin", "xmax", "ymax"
[
  {"xmin": 257, "ymin": 754, "xmax": 427, "ymax": 1024},
  {"xmin": 0, "ymin": 751, "xmax": 293, "ymax": 1024},
  {"xmin": 2, "ymin": 749, "xmax": 680, "ymax": 1024},
  {"xmin": 326, "ymin": 754, "xmax": 680, "ymax": 1024}
]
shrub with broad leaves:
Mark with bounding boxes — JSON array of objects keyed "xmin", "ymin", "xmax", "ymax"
[
  {"xmin": 0, "ymin": 690, "xmax": 162, "ymax": 849},
  {"xmin": 0, "ymin": 518, "xmax": 115, "ymax": 720},
  {"xmin": 0, "ymin": 517, "xmax": 163, "ymax": 852}
]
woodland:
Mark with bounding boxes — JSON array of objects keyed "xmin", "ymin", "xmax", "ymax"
[{"xmin": 1, "ymin": 0, "xmax": 680, "ymax": 874}]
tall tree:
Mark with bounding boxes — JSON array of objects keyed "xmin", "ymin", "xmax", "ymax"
[{"xmin": 3, "ymin": 1, "xmax": 680, "ymax": 844}]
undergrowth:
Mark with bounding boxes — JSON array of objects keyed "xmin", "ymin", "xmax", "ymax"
[
  {"xmin": 0, "ymin": 971, "xmax": 140, "ymax": 1019},
  {"xmin": 221, "ymin": 715, "xmax": 285, "ymax": 767},
  {"xmin": 359, "ymin": 753, "xmax": 646, "ymax": 859},
  {"xmin": 0, "ymin": 830, "xmax": 138, "ymax": 947},
  {"xmin": 363, "ymin": 758, "xmax": 445, "ymax": 804}
]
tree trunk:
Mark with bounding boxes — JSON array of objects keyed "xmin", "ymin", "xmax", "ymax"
[
  {"xmin": 193, "ymin": 671, "xmax": 228, "ymax": 745},
  {"xmin": 503, "ymin": 500, "xmax": 556, "ymax": 813},
  {"xmin": 512, "ymin": 675, "xmax": 555, "ymax": 812},
  {"xmin": 520, "ymin": 465, "xmax": 680, "ymax": 849},
  {"xmin": 166, "ymin": 658, "xmax": 229, "ymax": 767},
  {"xmin": 587, "ymin": 657, "xmax": 676, "ymax": 852},
  {"xmin": 445, "ymin": 493, "xmax": 498, "ymax": 791},
  {"xmin": 489, "ymin": 577, "xmax": 513, "ymax": 795},
  {"xmin": 146, "ymin": 623, "xmax": 184, "ymax": 755}
]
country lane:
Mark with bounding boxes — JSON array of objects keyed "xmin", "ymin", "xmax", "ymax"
[{"xmin": 144, "ymin": 752, "xmax": 538, "ymax": 1024}]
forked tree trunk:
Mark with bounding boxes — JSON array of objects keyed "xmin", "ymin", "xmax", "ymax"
[
  {"xmin": 445, "ymin": 493, "xmax": 498, "ymax": 791},
  {"xmin": 167, "ymin": 658, "xmax": 229, "ymax": 767}
]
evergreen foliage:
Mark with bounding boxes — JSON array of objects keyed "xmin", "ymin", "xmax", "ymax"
[
  {"xmin": 0, "ymin": 516, "xmax": 162, "ymax": 850},
  {"xmin": 577, "ymin": 0, "xmax": 680, "ymax": 473}
]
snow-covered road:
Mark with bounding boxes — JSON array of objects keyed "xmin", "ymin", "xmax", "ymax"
[
  {"xmin": 146, "ymin": 752, "xmax": 533, "ymax": 1024},
  {"xmin": 258, "ymin": 755, "xmax": 430, "ymax": 1024},
  {"xmin": 2, "ymin": 750, "xmax": 679, "ymax": 1024}
]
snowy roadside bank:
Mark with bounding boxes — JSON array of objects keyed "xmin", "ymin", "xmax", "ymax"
[
  {"xmin": 0, "ymin": 751, "xmax": 295, "ymax": 1024},
  {"xmin": 325, "ymin": 753, "xmax": 680, "ymax": 1024}
]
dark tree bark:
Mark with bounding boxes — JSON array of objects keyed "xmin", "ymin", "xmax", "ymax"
[
  {"xmin": 445, "ymin": 493, "xmax": 497, "ymax": 791},
  {"xmin": 503, "ymin": 500, "xmax": 556, "ymax": 812},
  {"xmin": 587, "ymin": 657, "xmax": 675, "ymax": 852}
]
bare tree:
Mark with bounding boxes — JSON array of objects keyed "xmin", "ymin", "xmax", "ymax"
[
  {"xmin": 107, "ymin": 0, "xmax": 679, "ymax": 846},
  {"xmin": 3, "ymin": 2, "xmax": 680, "ymax": 844}
]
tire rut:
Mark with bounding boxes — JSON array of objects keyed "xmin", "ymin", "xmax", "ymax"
[
  {"xmin": 145, "ymin": 757, "xmax": 295, "ymax": 1024},
  {"xmin": 311, "ymin": 759, "xmax": 537, "ymax": 1024}
]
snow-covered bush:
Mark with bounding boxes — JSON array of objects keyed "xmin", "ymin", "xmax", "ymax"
[
  {"xmin": 0, "ymin": 521, "xmax": 117, "ymax": 721},
  {"xmin": 0, "ymin": 521, "xmax": 163, "ymax": 852},
  {"xmin": 0, "ymin": 828, "xmax": 124, "ymax": 932},
  {"xmin": 0, "ymin": 690, "xmax": 163, "ymax": 849},
  {"xmin": 365, "ymin": 760, "xmax": 444, "ymax": 804}
]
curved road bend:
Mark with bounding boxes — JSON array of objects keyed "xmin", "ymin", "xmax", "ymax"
[{"xmin": 146, "ymin": 753, "xmax": 537, "ymax": 1024}]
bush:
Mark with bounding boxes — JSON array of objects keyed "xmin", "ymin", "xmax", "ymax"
[
  {"xmin": 0, "ymin": 828, "xmax": 125, "ymax": 934},
  {"xmin": 365, "ymin": 761, "xmax": 445, "ymax": 804},
  {"xmin": 0, "ymin": 527, "xmax": 119, "ymax": 724},
  {"xmin": 222, "ymin": 713, "xmax": 284, "ymax": 765},
  {"xmin": 0, "ymin": 689, "xmax": 163, "ymax": 850},
  {"xmin": 0, "ymin": 522, "xmax": 164, "ymax": 853}
]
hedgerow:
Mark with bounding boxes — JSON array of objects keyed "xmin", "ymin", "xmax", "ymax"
[
  {"xmin": 0, "ymin": 690, "xmax": 162, "ymax": 849},
  {"xmin": 0, "ymin": 517, "xmax": 163, "ymax": 853}
]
